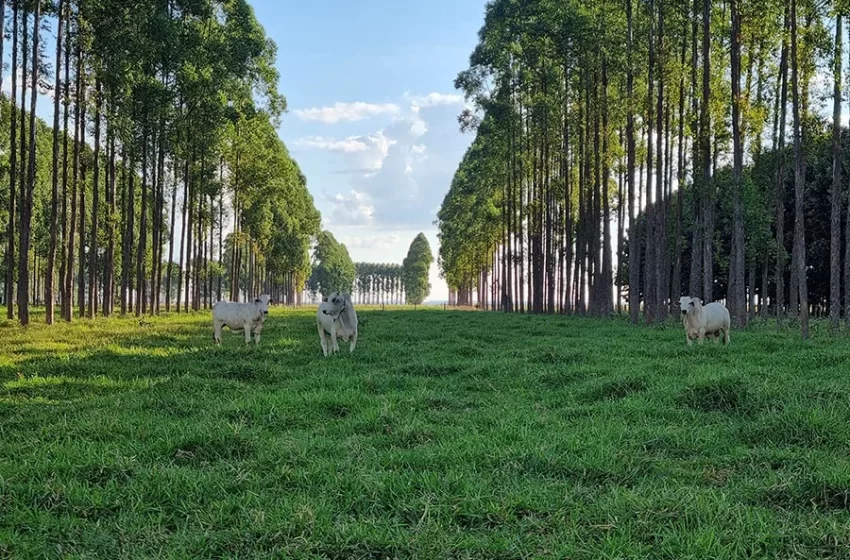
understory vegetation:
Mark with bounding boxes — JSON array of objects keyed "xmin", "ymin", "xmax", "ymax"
[{"xmin": 2, "ymin": 309, "xmax": 850, "ymax": 558}]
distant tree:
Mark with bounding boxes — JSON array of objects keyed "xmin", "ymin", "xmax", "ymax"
[
  {"xmin": 307, "ymin": 231, "xmax": 355, "ymax": 296},
  {"xmin": 403, "ymin": 233, "xmax": 434, "ymax": 305}
]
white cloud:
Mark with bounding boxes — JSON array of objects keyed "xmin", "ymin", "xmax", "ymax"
[
  {"xmin": 294, "ymin": 101, "xmax": 400, "ymax": 124},
  {"xmin": 340, "ymin": 233, "xmax": 401, "ymax": 250},
  {"xmin": 296, "ymin": 131, "xmax": 396, "ymax": 171},
  {"xmin": 326, "ymin": 189, "xmax": 375, "ymax": 227},
  {"xmin": 297, "ymin": 91, "xmax": 468, "ymax": 231},
  {"xmin": 403, "ymin": 91, "xmax": 464, "ymax": 109}
]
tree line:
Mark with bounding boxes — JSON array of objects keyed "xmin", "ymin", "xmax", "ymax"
[
  {"xmin": 0, "ymin": 0, "xmax": 321, "ymax": 326},
  {"xmin": 309, "ymin": 231, "xmax": 434, "ymax": 305},
  {"xmin": 438, "ymin": 0, "xmax": 850, "ymax": 338}
]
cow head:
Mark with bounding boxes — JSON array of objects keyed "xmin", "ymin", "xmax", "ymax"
[
  {"xmin": 322, "ymin": 292, "xmax": 346, "ymax": 316},
  {"xmin": 679, "ymin": 296, "xmax": 701, "ymax": 315},
  {"xmin": 253, "ymin": 294, "xmax": 272, "ymax": 315}
]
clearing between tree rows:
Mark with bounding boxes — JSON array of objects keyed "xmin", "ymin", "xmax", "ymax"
[{"xmin": 2, "ymin": 308, "xmax": 850, "ymax": 558}]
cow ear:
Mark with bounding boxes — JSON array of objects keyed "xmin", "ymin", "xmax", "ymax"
[{"xmin": 322, "ymin": 296, "xmax": 328, "ymax": 302}]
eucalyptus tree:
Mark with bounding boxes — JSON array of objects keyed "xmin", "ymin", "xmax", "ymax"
[{"xmin": 403, "ymin": 233, "xmax": 434, "ymax": 305}]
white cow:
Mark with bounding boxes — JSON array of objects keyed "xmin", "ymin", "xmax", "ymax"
[
  {"xmin": 316, "ymin": 292, "xmax": 358, "ymax": 357},
  {"xmin": 679, "ymin": 296, "xmax": 730, "ymax": 345},
  {"xmin": 212, "ymin": 294, "xmax": 272, "ymax": 345}
]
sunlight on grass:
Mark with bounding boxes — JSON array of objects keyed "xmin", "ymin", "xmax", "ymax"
[{"xmin": 2, "ymin": 307, "xmax": 850, "ymax": 557}]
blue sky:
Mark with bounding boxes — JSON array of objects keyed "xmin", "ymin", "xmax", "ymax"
[{"xmin": 250, "ymin": 0, "xmax": 488, "ymax": 301}]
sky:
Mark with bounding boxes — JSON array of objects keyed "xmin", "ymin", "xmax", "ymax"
[{"xmin": 249, "ymin": 0, "xmax": 488, "ymax": 302}]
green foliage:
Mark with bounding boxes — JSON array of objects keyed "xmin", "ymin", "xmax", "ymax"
[
  {"xmin": 402, "ymin": 233, "xmax": 434, "ymax": 305},
  {"xmin": 308, "ymin": 231, "xmax": 356, "ymax": 296}
]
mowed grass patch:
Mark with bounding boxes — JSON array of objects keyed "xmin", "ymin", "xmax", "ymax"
[{"xmin": 2, "ymin": 307, "xmax": 850, "ymax": 558}]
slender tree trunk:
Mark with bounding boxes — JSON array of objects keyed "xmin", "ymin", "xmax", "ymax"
[
  {"xmin": 60, "ymin": 5, "xmax": 71, "ymax": 320},
  {"xmin": 627, "ymin": 0, "xmax": 639, "ymax": 324},
  {"xmin": 121, "ymin": 148, "xmax": 134, "ymax": 315},
  {"xmin": 136, "ymin": 121, "xmax": 149, "ymax": 316},
  {"xmin": 673, "ymin": 19, "xmax": 686, "ymax": 314},
  {"xmin": 654, "ymin": 0, "xmax": 665, "ymax": 321},
  {"xmin": 700, "ymin": 0, "xmax": 713, "ymax": 303},
  {"xmin": 166, "ymin": 155, "xmax": 178, "ymax": 312},
  {"xmin": 730, "ymin": 0, "xmax": 746, "ymax": 327},
  {"xmin": 790, "ymin": 0, "xmax": 809, "ymax": 339},
  {"xmin": 601, "ymin": 56, "xmax": 613, "ymax": 317},
  {"xmin": 17, "ymin": 3, "xmax": 35, "ymax": 324},
  {"xmin": 688, "ymin": 0, "xmax": 702, "ymax": 298},
  {"xmin": 830, "ymin": 15, "xmax": 843, "ymax": 332},
  {"xmin": 49, "ymin": 0, "xmax": 64, "ymax": 324},
  {"xmin": 88, "ymin": 79, "xmax": 102, "ymax": 319},
  {"xmin": 5, "ymin": 0, "xmax": 18, "ymax": 320},
  {"xmin": 775, "ymin": 3, "xmax": 790, "ymax": 323},
  {"xmin": 177, "ymin": 157, "xmax": 188, "ymax": 312},
  {"xmin": 644, "ymin": 0, "xmax": 656, "ymax": 324},
  {"xmin": 104, "ymin": 122, "xmax": 116, "ymax": 315}
]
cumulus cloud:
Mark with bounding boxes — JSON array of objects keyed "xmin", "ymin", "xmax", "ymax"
[
  {"xmin": 296, "ymin": 131, "xmax": 396, "ymax": 171},
  {"xmin": 298, "ymin": 92, "xmax": 467, "ymax": 229},
  {"xmin": 294, "ymin": 101, "xmax": 400, "ymax": 124},
  {"xmin": 326, "ymin": 189, "xmax": 375, "ymax": 227}
]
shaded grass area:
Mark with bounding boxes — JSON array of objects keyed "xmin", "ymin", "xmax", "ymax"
[{"xmin": 2, "ymin": 308, "xmax": 850, "ymax": 558}]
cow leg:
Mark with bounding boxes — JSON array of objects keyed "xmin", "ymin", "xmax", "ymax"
[
  {"xmin": 254, "ymin": 326, "xmax": 261, "ymax": 345},
  {"xmin": 698, "ymin": 327, "xmax": 706, "ymax": 344},
  {"xmin": 318, "ymin": 321, "xmax": 329, "ymax": 357},
  {"xmin": 330, "ymin": 321, "xmax": 340, "ymax": 354},
  {"xmin": 244, "ymin": 321, "xmax": 252, "ymax": 345},
  {"xmin": 349, "ymin": 330, "xmax": 357, "ymax": 354},
  {"xmin": 214, "ymin": 320, "xmax": 223, "ymax": 345},
  {"xmin": 723, "ymin": 328, "xmax": 730, "ymax": 345}
]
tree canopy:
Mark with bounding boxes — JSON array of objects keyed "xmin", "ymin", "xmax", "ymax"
[{"xmin": 402, "ymin": 232, "xmax": 434, "ymax": 305}]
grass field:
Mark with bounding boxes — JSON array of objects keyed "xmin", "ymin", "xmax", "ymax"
[{"xmin": 2, "ymin": 307, "xmax": 850, "ymax": 558}]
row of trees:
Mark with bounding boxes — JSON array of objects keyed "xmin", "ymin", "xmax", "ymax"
[
  {"xmin": 309, "ymin": 231, "xmax": 434, "ymax": 305},
  {"xmin": 438, "ymin": 0, "xmax": 850, "ymax": 338},
  {"xmin": 0, "ymin": 0, "xmax": 321, "ymax": 326}
]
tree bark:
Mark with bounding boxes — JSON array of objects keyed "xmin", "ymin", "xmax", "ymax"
[
  {"xmin": 5, "ymin": 0, "xmax": 18, "ymax": 320},
  {"xmin": 790, "ymin": 0, "xmax": 809, "ymax": 339},
  {"xmin": 730, "ymin": 0, "xmax": 746, "ymax": 327},
  {"xmin": 830, "ymin": 15, "xmax": 842, "ymax": 332}
]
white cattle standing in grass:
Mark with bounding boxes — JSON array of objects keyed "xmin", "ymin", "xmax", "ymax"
[
  {"xmin": 316, "ymin": 292, "xmax": 358, "ymax": 357},
  {"xmin": 679, "ymin": 296, "xmax": 730, "ymax": 345},
  {"xmin": 212, "ymin": 294, "xmax": 272, "ymax": 345}
]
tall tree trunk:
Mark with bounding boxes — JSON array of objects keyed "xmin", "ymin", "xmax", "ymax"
[
  {"xmin": 601, "ymin": 55, "xmax": 613, "ymax": 317},
  {"xmin": 153, "ymin": 111, "xmax": 166, "ymax": 314},
  {"xmin": 688, "ymin": 0, "xmax": 702, "ymax": 298},
  {"xmin": 136, "ymin": 121, "xmax": 149, "ymax": 316},
  {"xmin": 673, "ymin": 17, "xmax": 686, "ymax": 314},
  {"xmin": 166, "ymin": 155, "xmax": 178, "ymax": 312},
  {"xmin": 830, "ymin": 15, "xmax": 842, "ymax": 333},
  {"xmin": 775, "ymin": 2, "xmax": 790, "ymax": 324},
  {"xmin": 644, "ymin": 0, "xmax": 656, "ymax": 324},
  {"xmin": 730, "ymin": 0, "xmax": 746, "ymax": 327},
  {"xmin": 104, "ymin": 121, "xmax": 116, "ymax": 315},
  {"xmin": 121, "ymin": 149, "xmax": 134, "ymax": 315},
  {"xmin": 16, "ymin": 2, "xmax": 34, "ymax": 324},
  {"xmin": 654, "ymin": 0, "xmax": 665, "ymax": 321},
  {"xmin": 177, "ymin": 157, "xmax": 188, "ymax": 312},
  {"xmin": 790, "ymin": 0, "xmax": 809, "ymax": 339},
  {"xmin": 88, "ymin": 79, "xmax": 102, "ymax": 319},
  {"xmin": 700, "ymin": 0, "xmax": 713, "ymax": 303},
  {"xmin": 49, "ymin": 0, "xmax": 64, "ymax": 324},
  {"xmin": 5, "ymin": 0, "xmax": 17, "ymax": 320},
  {"xmin": 627, "ymin": 0, "xmax": 639, "ymax": 325},
  {"xmin": 60, "ymin": 4, "xmax": 71, "ymax": 320}
]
